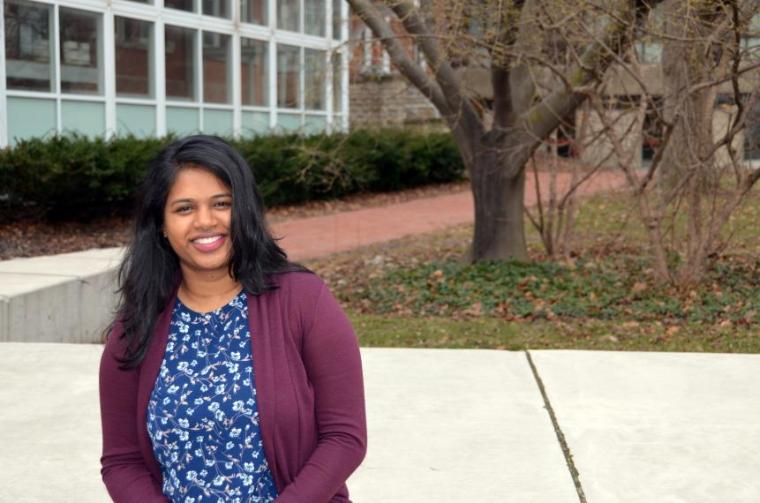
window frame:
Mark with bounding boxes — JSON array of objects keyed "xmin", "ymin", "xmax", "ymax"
[{"xmin": 0, "ymin": 0, "xmax": 347, "ymax": 147}]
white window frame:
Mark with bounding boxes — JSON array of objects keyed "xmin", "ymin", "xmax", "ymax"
[{"xmin": 0, "ymin": 0, "xmax": 349, "ymax": 147}]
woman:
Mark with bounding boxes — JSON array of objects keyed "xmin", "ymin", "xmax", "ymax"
[{"xmin": 99, "ymin": 135, "xmax": 367, "ymax": 503}]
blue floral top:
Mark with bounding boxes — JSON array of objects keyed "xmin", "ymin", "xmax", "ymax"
[{"xmin": 146, "ymin": 289, "xmax": 279, "ymax": 503}]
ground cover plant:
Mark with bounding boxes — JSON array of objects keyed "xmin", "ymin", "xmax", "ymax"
[{"xmin": 306, "ymin": 189, "xmax": 760, "ymax": 353}]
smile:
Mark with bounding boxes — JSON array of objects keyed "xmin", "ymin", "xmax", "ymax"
[{"xmin": 190, "ymin": 234, "xmax": 226, "ymax": 252}]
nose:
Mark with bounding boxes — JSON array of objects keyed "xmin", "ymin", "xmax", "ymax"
[{"xmin": 193, "ymin": 204, "xmax": 216, "ymax": 229}]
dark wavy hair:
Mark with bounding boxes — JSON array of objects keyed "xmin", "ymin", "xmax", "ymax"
[{"xmin": 113, "ymin": 134, "xmax": 308, "ymax": 368}]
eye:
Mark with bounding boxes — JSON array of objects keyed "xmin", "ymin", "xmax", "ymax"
[
  {"xmin": 215, "ymin": 200, "xmax": 232, "ymax": 209},
  {"xmin": 176, "ymin": 205, "xmax": 192, "ymax": 214}
]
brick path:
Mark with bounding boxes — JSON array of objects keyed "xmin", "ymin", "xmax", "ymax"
[{"xmin": 273, "ymin": 171, "xmax": 626, "ymax": 261}]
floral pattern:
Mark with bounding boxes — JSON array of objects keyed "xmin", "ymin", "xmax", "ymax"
[{"xmin": 147, "ymin": 290, "xmax": 278, "ymax": 503}]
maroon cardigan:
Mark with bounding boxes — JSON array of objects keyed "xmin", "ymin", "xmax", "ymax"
[{"xmin": 99, "ymin": 272, "xmax": 367, "ymax": 502}]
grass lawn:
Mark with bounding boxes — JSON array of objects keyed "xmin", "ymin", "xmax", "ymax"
[{"xmin": 305, "ymin": 188, "xmax": 760, "ymax": 353}]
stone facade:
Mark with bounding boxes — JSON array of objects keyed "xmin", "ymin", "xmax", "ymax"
[{"xmin": 349, "ymin": 75, "xmax": 441, "ymax": 129}]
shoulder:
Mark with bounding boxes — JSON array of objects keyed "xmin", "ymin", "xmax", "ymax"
[
  {"xmin": 260, "ymin": 271, "xmax": 347, "ymax": 335},
  {"xmin": 266, "ymin": 270, "xmax": 327, "ymax": 304},
  {"xmin": 270, "ymin": 269, "xmax": 325, "ymax": 289}
]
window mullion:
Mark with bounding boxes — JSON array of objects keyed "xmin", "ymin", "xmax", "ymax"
[
  {"xmin": 232, "ymin": 29, "xmax": 241, "ymax": 138},
  {"xmin": 104, "ymin": 8, "xmax": 116, "ymax": 139},
  {"xmin": 0, "ymin": 3, "xmax": 8, "ymax": 147},
  {"xmin": 156, "ymin": 19, "xmax": 167, "ymax": 137},
  {"xmin": 53, "ymin": 4, "xmax": 62, "ymax": 134},
  {"xmin": 196, "ymin": 27, "xmax": 202, "ymax": 132}
]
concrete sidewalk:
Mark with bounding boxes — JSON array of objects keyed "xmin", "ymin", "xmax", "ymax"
[{"xmin": 1, "ymin": 344, "xmax": 758, "ymax": 502}]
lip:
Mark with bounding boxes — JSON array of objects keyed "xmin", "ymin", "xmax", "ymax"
[{"xmin": 190, "ymin": 234, "xmax": 226, "ymax": 253}]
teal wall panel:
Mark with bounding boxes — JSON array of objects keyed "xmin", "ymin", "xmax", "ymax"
[
  {"xmin": 116, "ymin": 104, "xmax": 156, "ymax": 138},
  {"xmin": 166, "ymin": 106, "xmax": 200, "ymax": 136},
  {"xmin": 241, "ymin": 111, "xmax": 270, "ymax": 136},
  {"xmin": 61, "ymin": 100, "xmax": 105, "ymax": 138},
  {"xmin": 203, "ymin": 109, "xmax": 234, "ymax": 137},
  {"xmin": 6, "ymin": 97, "xmax": 57, "ymax": 144}
]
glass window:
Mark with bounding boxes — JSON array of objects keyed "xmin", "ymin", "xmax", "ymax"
[
  {"xmin": 115, "ymin": 17, "xmax": 153, "ymax": 98},
  {"xmin": 331, "ymin": 51, "xmax": 342, "ymax": 113},
  {"xmin": 59, "ymin": 7, "xmax": 103, "ymax": 95},
  {"xmin": 203, "ymin": 31, "xmax": 231, "ymax": 103},
  {"xmin": 304, "ymin": 0, "xmax": 325, "ymax": 37},
  {"xmin": 332, "ymin": 0, "xmax": 341, "ymax": 40},
  {"xmin": 277, "ymin": 0, "xmax": 300, "ymax": 32},
  {"xmin": 4, "ymin": 0, "xmax": 54, "ymax": 92},
  {"xmin": 743, "ymin": 99, "xmax": 760, "ymax": 160},
  {"xmin": 634, "ymin": 40, "xmax": 662, "ymax": 64},
  {"xmin": 241, "ymin": 0, "xmax": 267, "ymax": 25},
  {"xmin": 165, "ymin": 25, "xmax": 196, "ymax": 101},
  {"xmin": 304, "ymin": 49, "xmax": 325, "ymax": 110},
  {"xmin": 277, "ymin": 44, "xmax": 300, "ymax": 108},
  {"xmin": 203, "ymin": 0, "xmax": 229, "ymax": 18},
  {"xmin": 165, "ymin": 0, "xmax": 195, "ymax": 12},
  {"xmin": 241, "ymin": 38, "xmax": 268, "ymax": 106}
]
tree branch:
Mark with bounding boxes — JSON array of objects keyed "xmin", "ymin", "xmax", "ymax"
[
  {"xmin": 386, "ymin": 0, "xmax": 482, "ymax": 134},
  {"xmin": 491, "ymin": 0, "xmax": 528, "ymax": 128},
  {"xmin": 347, "ymin": 0, "xmax": 451, "ymax": 115},
  {"xmin": 523, "ymin": 0, "xmax": 664, "ymax": 147}
]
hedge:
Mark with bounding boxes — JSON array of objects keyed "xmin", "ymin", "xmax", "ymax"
[{"xmin": 0, "ymin": 129, "xmax": 465, "ymax": 220}]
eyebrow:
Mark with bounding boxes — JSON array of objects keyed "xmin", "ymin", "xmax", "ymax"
[{"xmin": 169, "ymin": 193, "xmax": 232, "ymax": 205}]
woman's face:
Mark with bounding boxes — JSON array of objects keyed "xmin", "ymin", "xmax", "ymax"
[{"xmin": 163, "ymin": 166, "xmax": 234, "ymax": 275}]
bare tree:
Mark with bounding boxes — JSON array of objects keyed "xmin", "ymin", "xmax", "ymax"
[
  {"xmin": 348, "ymin": 0, "xmax": 664, "ymax": 261},
  {"xmin": 586, "ymin": 0, "xmax": 760, "ymax": 286}
]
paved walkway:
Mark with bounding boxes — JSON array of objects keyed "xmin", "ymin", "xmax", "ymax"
[
  {"xmin": 274, "ymin": 171, "xmax": 624, "ymax": 260},
  {"xmin": 1, "ymin": 344, "xmax": 758, "ymax": 502}
]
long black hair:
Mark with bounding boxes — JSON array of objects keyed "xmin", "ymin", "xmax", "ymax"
[{"xmin": 113, "ymin": 134, "xmax": 308, "ymax": 368}]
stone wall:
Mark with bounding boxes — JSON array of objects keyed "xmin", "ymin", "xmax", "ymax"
[
  {"xmin": 576, "ymin": 106, "xmax": 643, "ymax": 169},
  {"xmin": 349, "ymin": 75, "xmax": 442, "ymax": 129}
]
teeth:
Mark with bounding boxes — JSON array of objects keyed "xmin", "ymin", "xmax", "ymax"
[{"xmin": 194, "ymin": 235, "xmax": 222, "ymax": 244}]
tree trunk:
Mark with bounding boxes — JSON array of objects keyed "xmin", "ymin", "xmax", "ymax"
[
  {"xmin": 659, "ymin": 0, "xmax": 722, "ymax": 191},
  {"xmin": 469, "ymin": 145, "xmax": 528, "ymax": 261}
]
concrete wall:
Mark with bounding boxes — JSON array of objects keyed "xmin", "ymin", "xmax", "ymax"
[
  {"xmin": 714, "ymin": 104, "xmax": 745, "ymax": 168},
  {"xmin": 577, "ymin": 106, "xmax": 643, "ymax": 169},
  {"xmin": 575, "ymin": 103, "xmax": 745, "ymax": 170},
  {"xmin": 0, "ymin": 248, "xmax": 123, "ymax": 343}
]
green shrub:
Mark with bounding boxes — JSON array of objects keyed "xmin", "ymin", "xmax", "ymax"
[
  {"xmin": 0, "ymin": 134, "xmax": 165, "ymax": 219},
  {"xmin": 0, "ymin": 129, "xmax": 465, "ymax": 220}
]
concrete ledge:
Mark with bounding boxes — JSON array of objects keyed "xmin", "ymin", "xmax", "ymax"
[{"xmin": 0, "ymin": 248, "xmax": 124, "ymax": 343}]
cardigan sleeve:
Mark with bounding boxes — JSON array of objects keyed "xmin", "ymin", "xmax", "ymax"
[
  {"xmin": 99, "ymin": 322, "xmax": 169, "ymax": 503},
  {"xmin": 275, "ymin": 282, "xmax": 367, "ymax": 503}
]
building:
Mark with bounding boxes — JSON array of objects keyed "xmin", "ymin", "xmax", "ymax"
[
  {"xmin": 0, "ymin": 0, "xmax": 349, "ymax": 148},
  {"xmin": 347, "ymin": 11, "xmax": 440, "ymax": 130},
  {"xmin": 347, "ymin": 10, "xmax": 760, "ymax": 169}
]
